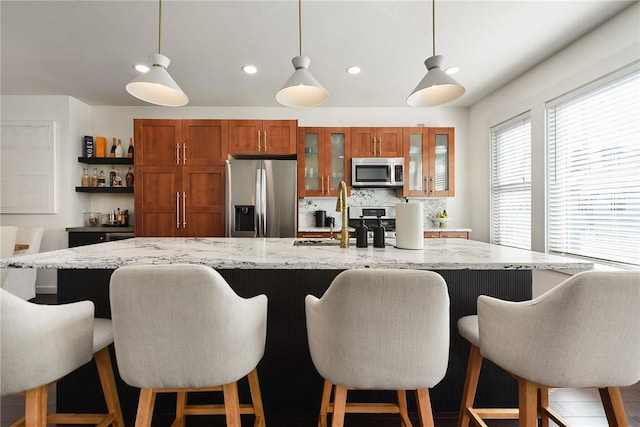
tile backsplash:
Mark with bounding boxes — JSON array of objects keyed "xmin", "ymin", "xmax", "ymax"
[{"xmin": 298, "ymin": 189, "xmax": 446, "ymax": 228}]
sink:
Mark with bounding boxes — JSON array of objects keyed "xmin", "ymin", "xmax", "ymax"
[{"xmin": 292, "ymin": 239, "xmax": 342, "ymax": 247}]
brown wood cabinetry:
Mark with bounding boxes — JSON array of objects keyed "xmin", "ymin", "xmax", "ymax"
[
  {"xmin": 229, "ymin": 120, "xmax": 297, "ymax": 155},
  {"xmin": 350, "ymin": 127, "xmax": 403, "ymax": 157},
  {"xmin": 298, "ymin": 127, "xmax": 351, "ymax": 197},
  {"xmin": 403, "ymin": 127, "xmax": 455, "ymax": 197},
  {"xmin": 133, "ymin": 119, "xmax": 227, "ymax": 237},
  {"xmin": 424, "ymin": 231, "xmax": 468, "ymax": 239}
]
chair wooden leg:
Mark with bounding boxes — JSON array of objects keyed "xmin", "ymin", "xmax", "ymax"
[
  {"xmin": 135, "ymin": 389, "xmax": 156, "ymax": 427},
  {"xmin": 331, "ymin": 385, "xmax": 347, "ymax": 427},
  {"xmin": 223, "ymin": 382, "xmax": 241, "ymax": 427},
  {"xmin": 318, "ymin": 379, "xmax": 332, "ymax": 427},
  {"xmin": 94, "ymin": 347, "xmax": 125, "ymax": 427},
  {"xmin": 599, "ymin": 387, "xmax": 628, "ymax": 427},
  {"xmin": 23, "ymin": 385, "xmax": 48, "ymax": 427},
  {"xmin": 398, "ymin": 390, "xmax": 412, "ymax": 427},
  {"xmin": 172, "ymin": 391, "xmax": 187, "ymax": 427},
  {"xmin": 247, "ymin": 368, "xmax": 266, "ymax": 427},
  {"xmin": 517, "ymin": 379, "xmax": 538, "ymax": 427},
  {"xmin": 537, "ymin": 387, "xmax": 549, "ymax": 427},
  {"xmin": 458, "ymin": 344, "xmax": 482, "ymax": 427},
  {"xmin": 416, "ymin": 388, "xmax": 434, "ymax": 427}
]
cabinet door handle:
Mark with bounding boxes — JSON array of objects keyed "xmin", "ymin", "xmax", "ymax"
[
  {"xmin": 182, "ymin": 191, "xmax": 187, "ymax": 228},
  {"xmin": 176, "ymin": 143, "xmax": 180, "ymax": 164},
  {"xmin": 176, "ymin": 192, "xmax": 180, "ymax": 228},
  {"xmin": 264, "ymin": 130, "xmax": 267, "ymax": 152},
  {"xmin": 183, "ymin": 143, "xmax": 186, "ymax": 164},
  {"xmin": 429, "ymin": 176, "xmax": 434, "ymax": 194},
  {"xmin": 424, "ymin": 177, "xmax": 428, "ymax": 194},
  {"xmin": 321, "ymin": 176, "xmax": 325, "ymax": 195},
  {"xmin": 258, "ymin": 130, "xmax": 261, "ymax": 152},
  {"xmin": 372, "ymin": 138, "xmax": 376, "ymax": 156},
  {"xmin": 378, "ymin": 138, "xmax": 382, "ymax": 156}
]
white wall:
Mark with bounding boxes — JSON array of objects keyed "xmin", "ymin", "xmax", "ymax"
[
  {"xmin": 468, "ymin": 3, "xmax": 640, "ymax": 250},
  {"xmin": 1, "ymin": 95, "xmax": 91, "ymax": 292}
]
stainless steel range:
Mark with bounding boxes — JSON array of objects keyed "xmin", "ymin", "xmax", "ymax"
[{"xmin": 348, "ymin": 206, "xmax": 396, "ymax": 233}]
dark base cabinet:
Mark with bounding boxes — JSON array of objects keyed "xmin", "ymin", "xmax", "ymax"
[{"xmin": 57, "ymin": 268, "xmax": 532, "ymax": 426}]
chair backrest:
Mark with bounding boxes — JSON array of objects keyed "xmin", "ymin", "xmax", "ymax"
[
  {"xmin": 0, "ymin": 288, "xmax": 94, "ymax": 396},
  {"xmin": 305, "ymin": 269, "xmax": 450, "ymax": 390},
  {"xmin": 479, "ymin": 270, "xmax": 640, "ymax": 388},
  {"xmin": 14, "ymin": 226, "xmax": 44, "ymax": 255},
  {"xmin": 0, "ymin": 226, "xmax": 18, "ymax": 285},
  {"xmin": 109, "ymin": 264, "xmax": 268, "ymax": 389}
]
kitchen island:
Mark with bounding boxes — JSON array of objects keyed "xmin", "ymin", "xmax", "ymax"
[{"xmin": 3, "ymin": 238, "xmax": 592, "ymax": 426}]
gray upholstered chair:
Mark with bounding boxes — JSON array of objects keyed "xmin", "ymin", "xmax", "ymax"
[
  {"xmin": 109, "ymin": 264, "xmax": 268, "ymax": 427},
  {"xmin": 457, "ymin": 270, "xmax": 640, "ymax": 427},
  {"xmin": 305, "ymin": 269, "xmax": 450, "ymax": 427},
  {"xmin": 3, "ymin": 226, "xmax": 44, "ymax": 300},
  {"xmin": 0, "ymin": 288, "xmax": 124, "ymax": 427}
]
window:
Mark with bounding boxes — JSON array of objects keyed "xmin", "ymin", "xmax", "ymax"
[
  {"xmin": 490, "ymin": 114, "xmax": 531, "ymax": 250},
  {"xmin": 547, "ymin": 67, "xmax": 640, "ymax": 267}
]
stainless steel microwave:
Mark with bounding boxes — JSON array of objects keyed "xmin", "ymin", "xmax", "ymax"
[{"xmin": 351, "ymin": 157, "xmax": 404, "ymax": 188}]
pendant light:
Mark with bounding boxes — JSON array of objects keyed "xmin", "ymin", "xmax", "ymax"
[
  {"xmin": 126, "ymin": 0, "xmax": 188, "ymax": 107},
  {"xmin": 407, "ymin": 0, "xmax": 464, "ymax": 107},
  {"xmin": 275, "ymin": 0, "xmax": 328, "ymax": 108}
]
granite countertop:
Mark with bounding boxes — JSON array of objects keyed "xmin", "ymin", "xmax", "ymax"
[
  {"xmin": 1, "ymin": 237, "xmax": 593, "ymax": 271},
  {"xmin": 298, "ymin": 227, "xmax": 472, "ymax": 233}
]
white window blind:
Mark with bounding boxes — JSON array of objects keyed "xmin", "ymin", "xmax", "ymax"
[
  {"xmin": 491, "ymin": 115, "xmax": 531, "ymax": 250},
  {"xmin": 547, "ymin": 67, "xmax": 640, "ymax": 267}
]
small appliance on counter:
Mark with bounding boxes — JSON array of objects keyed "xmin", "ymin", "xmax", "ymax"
[{"xmin": 348, "ymin": 206, "xmax": 396, "ymax": 236}]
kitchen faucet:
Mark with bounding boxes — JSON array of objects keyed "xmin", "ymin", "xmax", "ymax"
[{"xmin": 331, "ymin": 180, "xmax": 349, "ymax": 248}]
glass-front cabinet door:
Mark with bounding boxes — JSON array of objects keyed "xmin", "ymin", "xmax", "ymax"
[
  {"xmin": 298, "ymin": 128, "xmax": 350, "ymax": 197},
  {"xmin": 403, "ymin": 127, "xmax": 455, "ymax": 197}
]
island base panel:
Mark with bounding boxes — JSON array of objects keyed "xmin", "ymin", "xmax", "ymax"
[{"xmin": 57, "ymin": 268, "xmax": 531, "ymax": 425}]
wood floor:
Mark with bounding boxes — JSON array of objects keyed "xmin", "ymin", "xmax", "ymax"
[{"xmin": 2, "ymin": 295, "xmax": 640, "ymax": 427}]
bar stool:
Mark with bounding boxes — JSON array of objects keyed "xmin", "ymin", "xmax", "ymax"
[
  {"xmin": 109, "ymin": 264, "xmax": 267, "ymax": 427},
  {"xmin": 305, "ymin": 269, "xmax": 450, "ymax": 427},
  {"xmin": 458, "ymin": 270, "xmax": 640, "ymax": 427},
  {"xmin": 0, "ymin": 288, "xmax": 124, "ymax": 427}
]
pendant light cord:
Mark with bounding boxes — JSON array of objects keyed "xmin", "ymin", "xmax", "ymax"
[
  {"xmin": 158, "ymin": 0, "xmax": 163, "ymax": 54},
  {"xmin": 432, "ymin": 0, "xmax": 436, "ymax": 57},
  {"xmin": 298, "ymin": 0, "xmax": 302, "ymax": 57}
]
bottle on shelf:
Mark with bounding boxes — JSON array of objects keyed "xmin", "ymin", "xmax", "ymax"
[
  {"xmin": 110, "ymin": 138, "xmax": 117, "ymax": 158},
  {"xmin": 96, "ymin": 136, "xmax": 106, "ymax": 157},
  {"xmin": 114, "ymin": 169, "xmax": 123, "ymax": 187},
  {"xmin": 109, "ymin": 165, "xmax": 116, "ymax": 187},
  {"xmin": 115, "ymin": 139, "xmax": 124, "ymax": 158},
  {"xmin": 91, "ymin": 168, "xmax": 98, "ymax": 187},
  {"xmin": 98, "ymin": 170, "xmax": 106, "ymax": 187},
  {"xmin": 127, "ymin": 138, "xmax": 134, "ymax": 158},
  {"xmin": 125, "ymin": 167, "xmax": 134, "ymax": 187},
  {"xmin": 81, "ymin": 167, "xmax": 89, "ymax": 187}
]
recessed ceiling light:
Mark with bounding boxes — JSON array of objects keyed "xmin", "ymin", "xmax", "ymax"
[
  {"xmin": 242, "ymin": 65, "xmax": 258, "ymax": 74},
  {"xmin": 445, "ymin": 66, "xmax": 460, "ymax": 75},
  {"xmin": 346, "ymin": 66, "xmax": 361, "ymax": 75},
  {"xmin": 134, "ymin": 64, "xmax": 150, "ymax": 73}
]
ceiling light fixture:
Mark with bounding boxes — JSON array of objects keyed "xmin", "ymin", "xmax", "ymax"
[
  {"xmin": 346, "ymin": 66, "xmax": 362, "ymax": 75},
  {"xmin": 126, "ymin": 0, "xmax": 188, "ymax": 107},
  {"xmin": 445, "ymin": 66, "xmax": 460, "ymax": 75},
  {"xmin": 407, "ymin": 0, "xmax": 465, "ymax": 107},
  {"xmin": 275, "ymin": 0, "xmax": 328, "ymax": 107},
  {"xmin": 242, "ymin": 65, "xmax": 258, "ymax": 75},
  {"xmin": 134, "ymin": 64, "xmax": 150, "ymax": 73}
]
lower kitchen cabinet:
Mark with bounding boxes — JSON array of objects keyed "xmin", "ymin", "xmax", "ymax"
[
  {"xmin": 135, "ymin": 165, "xmax": 225, "ymax": 237},
  {"xmin": 425, "ymin": 231, "xmax": 469, "ymax": 239},
  {"xmin": 67, "ymin": 228, "xmax": 135, "ymax": 247}
]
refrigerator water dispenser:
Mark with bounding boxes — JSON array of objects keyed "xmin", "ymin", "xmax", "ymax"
[{"xmin": 235, "ymin": 205, "xmax": 255, "ymax": 231}]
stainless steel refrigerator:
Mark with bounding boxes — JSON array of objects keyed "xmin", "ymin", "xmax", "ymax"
[{"xmin": 226, "ymin": 159, "xmax": 297, "ymax": 237}]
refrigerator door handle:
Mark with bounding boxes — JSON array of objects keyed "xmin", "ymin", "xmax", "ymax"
[
  {"xmin": 255, "ymin": 167, "xmax": 262, "ymax": 237},
  {"xmin": 260, "ymin": 167, "xmax": 267, "ymax": 236}
]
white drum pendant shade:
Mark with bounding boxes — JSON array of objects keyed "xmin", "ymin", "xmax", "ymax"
[
  {"xmin": 407, "ymin": 55, "xmax": 465, "ymax": 107},
  {"xmin": 126, "ymin": 53, "xmax": 188, "ymax": 107},
  {"xmin": 276, "ymin": 56, "xmax": 328, "ymax": 108}
]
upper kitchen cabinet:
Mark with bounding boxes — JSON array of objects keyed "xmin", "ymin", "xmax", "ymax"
[
  {"xmin": 403, "ymin": 127, "xmax": 455, "ymax": 197},
  {"xmin": 350, "ymin": 127, "xmax": 403, "ymax": 157},
  {"xmin": 134, "ymin": 119, "xmax": 228, "ymax": 166},
  {"xmin": 229, "ymin": 120, "xmax": 297, "ymax": 155},
  {"xmin": 298, "ymin": 128, "xmax": 351, "ymax": 197}
]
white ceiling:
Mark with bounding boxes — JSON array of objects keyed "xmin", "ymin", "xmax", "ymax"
[{"xmin": 1, "ymin": 0, "xmax": 636, "ymax": 108}]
